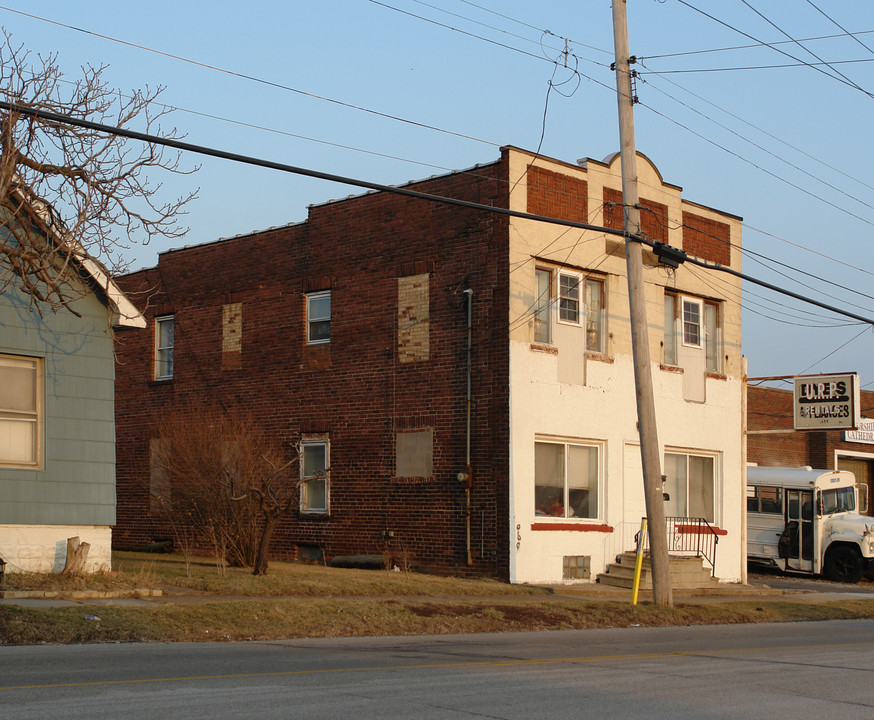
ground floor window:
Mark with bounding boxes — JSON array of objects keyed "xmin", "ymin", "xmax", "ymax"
[
  {"xmin": 664, "ymin": 451, "xmax": 716, "ymax": 523},
  {"xmin": 0, "ymin": 354, "xmax": 42, "ymax": 467},
  {"xmin": 534, "ymin": 440, "xmax": 600, "ymax": 519}
]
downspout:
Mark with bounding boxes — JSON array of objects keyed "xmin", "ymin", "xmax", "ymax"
[{"xmin": 463, "ymin": 288, "xmax": 474, "ymax": 566}]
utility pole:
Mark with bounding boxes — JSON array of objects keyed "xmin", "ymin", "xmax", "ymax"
[{"xmin": 611, "ymin": 0, "xmax": 673, "ymax": 607}]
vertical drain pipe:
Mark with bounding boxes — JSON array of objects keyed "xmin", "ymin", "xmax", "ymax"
[{"xmin": 463, "ymin": 288, "xmax": 474, "ymax": 566}]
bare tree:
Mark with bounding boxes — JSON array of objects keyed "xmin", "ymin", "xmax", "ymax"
[
  {"xmin": 153, "ymin": 407, "xmax": 318, "ymax": 576},
  {"xmin": 0, "ymin": 29, "xmax": 197, "ymax": 313}
]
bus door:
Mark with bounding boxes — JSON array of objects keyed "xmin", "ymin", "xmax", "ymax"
[{"xmin": 779, "ymin": 489, "xmax": 814, "ymax": 572}]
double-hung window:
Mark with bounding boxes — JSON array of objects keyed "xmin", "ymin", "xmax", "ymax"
[
  {"xmin": 155, "ymin": 315, "xmax": 175, "ymax": 380},
  {"xmin": 300, "ymin": 439, "xmax": 329, "ymax": 513},
  {"xmin": 306, "ymin": 291, "xmax": 331, "ymax": 344},
  {"xmin": 664, "ymin": 292, "xmax": 721, "ymax": 372},
  {"xmin": 0, "ymin": 354, "xmax": 42, "ymax": 467},
  {"xmin": 558, "ymin": 272, "xmax": 581, "ymax": 324},
  {"xmin": 534, "ymin": 440, "xmax": 600, "ymax": 519},
  {"xmin": 664, "ymin": 451, "xmax": 716, "ymax": 523}
]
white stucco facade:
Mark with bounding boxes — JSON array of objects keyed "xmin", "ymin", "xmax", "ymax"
[{"xmin": 505, "ymin": 148, "xmax": 744, "ymax": 585}]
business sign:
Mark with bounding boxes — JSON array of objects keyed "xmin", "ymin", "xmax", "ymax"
[
  {"xmin": 793, "ymin": 373, "xmax": 860, "ymax": 430},
  {"xmin": 844, "ymin": 417, "xmax": 874, "ymax": 444}
]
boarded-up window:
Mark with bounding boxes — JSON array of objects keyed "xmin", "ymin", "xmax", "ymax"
[
  {"xmin": 149, "ymin": 438, "xmax": 170, "ymax": 513},
  {"xmin": 222, "ymin": 303, "xmax": 242, "ymax": 369},
  {"xmin": 398, "ymin": 274, "xmax": 430, "ymax": 363},
  {"xmin": 396, "ymin": 429, "xmax": 434, "ymax": 478}
]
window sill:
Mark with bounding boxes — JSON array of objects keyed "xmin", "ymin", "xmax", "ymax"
[
  {"xmin": 531, "ymin": 522, "xmax": 613, "ymax": 533},
  {"xmin": 148, "ymin": 378, "xmax": 173, "ymax": 386},
  {"xmin": 706, "ymin": 371, "xmax": 726, "ymax": 381},
  {"xmin": 659, "ymin": 364, "xmax": 684, "ymax": 374},
  {"xmin": 585, "ymin": 352, "xmax": 613, "ymax": 363},
  {"xmin": 529, "ymin": 343, "xmax": 558, "ymax": 355},
  {"xmin": 299, "ymin": 510, "xmax": 330, "ymax": 520},
  {"xmin": 390, "ymin": 476, "xmax": 435, "ymax": 484},
  {"xmin": 676, "ymin": 523, "xmax": 727, "ymax": 536}
]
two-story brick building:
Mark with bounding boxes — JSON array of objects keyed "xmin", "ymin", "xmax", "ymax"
[{"xmin": 114, "ymin": 145, "xmax": 745, "ymax": 583}]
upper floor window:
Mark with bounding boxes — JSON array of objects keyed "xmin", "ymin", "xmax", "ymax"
[
  {"xmin": 664, "ymin": 292, "xmax": 721, "ymax": 372},
  {"xmin": 534, "ymin": 439, "xmax": 600, "ymax": 520},
  {"xmin": 155, "ymin": 315, "xmax": 174, "ymax": 380},
  {"xmin": 558, "ymin": 272, "xmax": 580, "ymax": 324},
  {"xmin": 584, "ymin": 277, "xmax": 605, "ymax": 353},
  {"xmin": 306, "ymin": 291, "xmax": 331, "ymax": 344},
  {"xmin": 534, "ymin": 268, "xmax": 552, "ymax": 344},
  {"xmin": 300, "ymin": 439, "xmax": 329, "ymax": 514},
  {"xmin": 0, "ymin": 354, "xmax": 42, "ymax": 467},
  {"xmin": 536, "ymin": 268, "xmax": 606, "ymax": 352}
]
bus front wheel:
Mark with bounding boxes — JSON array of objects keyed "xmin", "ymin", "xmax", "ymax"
[{"xmin": 824, "ymin": 545, "xmax": 863, "ymax": 583}]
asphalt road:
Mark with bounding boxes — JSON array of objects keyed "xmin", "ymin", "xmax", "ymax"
[{"xmin": 1, "ymin": 619, "xmax": 873, "ymax": 720}]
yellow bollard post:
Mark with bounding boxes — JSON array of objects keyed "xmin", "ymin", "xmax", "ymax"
[{"xmin": 631, "ymin": 517, "xmax": 647, "ymax": 606}]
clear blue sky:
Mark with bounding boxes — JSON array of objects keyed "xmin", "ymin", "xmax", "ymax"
[{"xmin": 5, "ymin": 1, "xmax": 874, "ymax": 388}]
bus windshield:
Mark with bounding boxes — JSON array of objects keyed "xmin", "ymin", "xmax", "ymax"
[{"xmin": 821, "ymin": 486, "xmax": 856, "ymax": 514}]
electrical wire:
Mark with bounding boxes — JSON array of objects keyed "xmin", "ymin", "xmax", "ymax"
[
  {"xmin": 675, "ymin": 0, "xmax": 874, "ymax": 98},
  {"xmin": 806, "ymin": 0, "xmax": 874, "ymax": 58},
  {"xmin": 739, "ymin": 0, "xmax": 873, "ymax": 97}
]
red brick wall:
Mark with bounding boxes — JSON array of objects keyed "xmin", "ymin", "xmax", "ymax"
[
  {"xmin": 114, "ymin": 155, "xmax": 513, "ymax": 578},
  {"xmin": 682, "ymin": 212, "xmax": 731, "ymax": 265},
  {"xmin": 526, "ymin": 166, "xmax": 587, "ymax": 222},
  {"xmin": 602, "ymin": 187, "xmax": 667, "ymax": 242}
]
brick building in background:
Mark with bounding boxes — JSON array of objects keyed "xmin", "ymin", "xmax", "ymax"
[
  {"xmin": 747, "ymin": 384, "xmax": 874, "ymax": 515},
  {"xmin": 114, "ymin": 146, "xmax": 746, "ymax": 583}
]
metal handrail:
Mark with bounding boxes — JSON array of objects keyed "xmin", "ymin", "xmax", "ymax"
[{"xmin": 635, "ymin": 516, "xmax": 719, "ymax": 576}]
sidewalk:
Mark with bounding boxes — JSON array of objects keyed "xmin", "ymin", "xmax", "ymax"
[{"xmin": 3, "ymin": 578, "xmax": 872, "ymax": 609}]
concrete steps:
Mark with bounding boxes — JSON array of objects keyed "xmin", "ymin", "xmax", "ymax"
[{"xmin": 597, "ymin": 552, "xmax": 720, "ymax": 590}]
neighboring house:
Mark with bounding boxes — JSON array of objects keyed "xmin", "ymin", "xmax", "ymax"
[
  {"xmin": 114, "ymin": 146, "xmax": 745, "ymax": 583},
  {"xmin": 747, "ymin": 384, "xmax": 874, "ymax": 516},
  {"xmin": 0, "ymin": 201, "xmax": 145, "ymax": 573}
]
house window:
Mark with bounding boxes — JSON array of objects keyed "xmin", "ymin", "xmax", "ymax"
[
  {"xmin": 306, "ymin": 291, "xmax": 331, "ymax": 344},
  {"xmin": 0, "ymin": 354, "xmax": 42, "ymax": 467},
  {"xmin": 682, "ymin": 297, "xmax": 702, "ymax": 348},
  {"xmin": 534, "ymin": 268, "xmax": 552, "ymax": 344},
  {"xmin": 585, "ymin": 277, "xmax": 604, "ymax": 353},
  {"xmin": 558, "ymin": 272, "xmax": 581, "ymax": 324},
  {"xmin": 155, "ymin": 315, "xmax": 174, "ymax": 380},
  {"xmin": 534, "ymin": 440, "xmax": 600, "ymax": 519},
  {"xmin": 664, "ymin": 451, "xmax": 716, "ymax": 523},
  {"xmin": 300, "ymin": 439, "xmax": 329, "ymax": 513},
  {"xmin": 664, "ymin": 293, "xmax": 721, "ymax": 372},
  {"xmin": 664, "ymin": 292, "xmax": 677, "ymax": 365}
]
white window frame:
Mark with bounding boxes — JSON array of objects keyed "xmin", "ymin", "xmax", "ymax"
[
  {"xmin": 681, "ymin": 297, "xmax": 703, "ymax": 349},
  {"xmin": 154, "ymin": 315, "xmax": 175, "ymax": 380},
  {"xmin": 664, "ymin": 449, "xmax": 718, "ymax": 523},
  {"xmin": 300, "ymin": 438, "xmax": 330, "ymax": 514},
  {"xmin": 534, "ymin": 438, "xmax": 603, "ymax": 520},
  {"xmin": 306, "ymin": 291, "xmax": 331, "ymax": 345},
  {"xmin": 557, "ymin": 271, "xmax": 582, "ymax": 326},
  {"xmin": 0, "ymin": 354, "xmax": 43, "ymax": 468}
]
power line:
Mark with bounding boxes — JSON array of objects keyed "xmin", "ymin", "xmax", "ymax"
[
  {"xmin": 641, "ymin": 28, "xmax": 874, "ymax": 60},
  {"xmin": 675, "ymin": 0, "xmax": 874, "ymax": 98},
  {"xmin": 5, "ymin": 99, "xmax": 874, "ymax": 327},
  {"xmin": 806, "ymin": 0, "xmax": 874, "ymax": 58},
  {"xmin": 739, "ymin": 0, "xmax": 873, "ymax": 97}
]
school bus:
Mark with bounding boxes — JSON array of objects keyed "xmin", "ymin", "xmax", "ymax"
[{"xmin": 747, "ymin": 466, "xmax": 874, "ymax": 583}]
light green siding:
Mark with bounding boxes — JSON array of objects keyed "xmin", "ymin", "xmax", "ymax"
[{"xmin": 0, "ymin": 278, "xmax": 117, "ymax": 526}]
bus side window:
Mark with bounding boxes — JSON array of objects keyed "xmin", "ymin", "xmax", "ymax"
[{"xmin": 760, "ymin": 487, "xmax": 782, "ymax": 514}]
